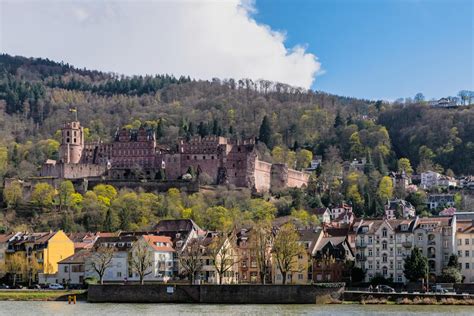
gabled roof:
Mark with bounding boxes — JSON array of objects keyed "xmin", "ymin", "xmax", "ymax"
[
  {"xmin": 143, "ymin": 235, "xmax": 175, "ymax": 252},
  {"xmin": 153, "ymin": 219, "xmax": 201, "ymax": 233},
  {"xmin": 58, "ymin": 249, "xmax": 91, "ymax": 264}
]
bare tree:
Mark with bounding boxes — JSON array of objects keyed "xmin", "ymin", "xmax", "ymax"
[
  {"xmin": 250, "ymin": 221, "xmax": 273, "ymax": 284},
  {"xmin": 88, "ymin": 246, "xmax": 114, "ymax": 284},
  {"xmin": 5, "ymin": 253, "xmax": 25, "ymax": 287},
  {"xmin": 272, "ymin": 223, "xmax": 305, "ymax": 285},
  {"xmin": 179, "ymin": 238, "xmax": 204, "ymax": 284},
  {"xmin": 129, "ymin": 238, "xmax": 153, "ymax": 285},
  {"xmin": 208, "ymin": 233, "xmax": 238, "ymax": 284}
]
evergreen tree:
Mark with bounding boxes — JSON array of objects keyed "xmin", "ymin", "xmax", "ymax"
[
  {"xmin": 375, "ymin": 151, "xmax": 388, "ymax": 175},
  {"xmin": 403, "ymin": 247, "xmax": 428, "ymax": 282},
  {"xmin": 364, "ymin": 150, "xmax": 375, "ymax": 175},
  {"xmin": 197, "ymin": 122, "xmax": 209, "ymax": 137},
  {"xmin": 334, "ymin": 111, "xmax": 344, "ymax": 128},
  {"xmin": 258, "ymin": 115, "xmax": 273, "ymax": 148}
]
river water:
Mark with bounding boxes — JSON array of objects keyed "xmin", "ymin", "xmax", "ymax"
[{"xmin": 0, "ymin": 301, "xmax": 472, "ymax": 315}]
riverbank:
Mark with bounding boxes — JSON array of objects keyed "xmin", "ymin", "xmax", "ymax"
[
  {"xmin": 0, "ymin": 290, "xmax": 86, "ymax": 301},
  {"xmin": 340, "ymin": 291, "xmax": 474, "ymax": 305}
]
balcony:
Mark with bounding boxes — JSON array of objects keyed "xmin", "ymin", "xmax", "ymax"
[
  {"xmin": 356, "ymin": 243, "xmax": 367, "ymax": 249},
  {"xmin": 402, "ymin": 242, "xmax": 412, "ymax": 248},
  {"xmin": 356, "ymin": 255, "xmax": 367, "ymax": 262}
]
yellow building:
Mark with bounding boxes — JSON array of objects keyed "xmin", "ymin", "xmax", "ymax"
[{"xmin": 5, "ymin": 231, "xmax": 74, "ymax": 284}]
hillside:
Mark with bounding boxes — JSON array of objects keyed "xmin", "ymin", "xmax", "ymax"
[{"xmin": 0, "ymin": 54, "xmax": 473, "ymax": 232}]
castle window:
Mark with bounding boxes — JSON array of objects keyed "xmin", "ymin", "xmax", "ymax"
[
  {"xmin": 187, "ymin": 156, "xmax": 190, "ymax": 160},
  {"xmin": 74, "ymin": 131, "xmax": 77, "ymax": 136},
  {"xmin": 203, "ymin": 156, "xmax": 206, "ymax": 160},
  {"xmin": 194, "ymin": 156, "xmax": 197, "ymax": 160},
  {"xmin": 73, "ymin": 138, "xmax": 77, "ymax": 143},
  {"xmin": 238, "ymin": 147, "xmax": 241, "ymax": 152},
  {"xmin": 67, "ymin": 131, "xmax": 70, "ymax": 137},
  {"xmin": 66, "ymin": 138, "xmax": 70, "ymax": 143},
  {"xmin": 235, "ymin": 172, "xmax": 237, "ymax": 176},
  {"xmin": 211, "ymin": 156, "xmax": 214, "ymax": 160}
]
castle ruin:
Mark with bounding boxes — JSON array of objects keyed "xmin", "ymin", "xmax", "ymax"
[{"xmin": 39, "ymin": 119, "xmax": 310, "ymax": 193}]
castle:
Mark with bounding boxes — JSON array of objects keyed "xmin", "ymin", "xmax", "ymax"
[{"xmin": 39, "ymin": 119, "xmax": 309, "ymax": 193}]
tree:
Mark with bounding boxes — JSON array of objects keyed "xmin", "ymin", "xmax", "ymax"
[
  {"xmin": 440, "ymin": 267, "xmax": 462, "ymax": 283},
  {"xmin": 208, "ymin": 234, "xmax": 238, "ymax": 284},
  {"xmin": 247, "ymin": 199, "xmax": 276, "ymax": 222},
  {"xmin": 397, "ymin": 158, "xmax": 413, "ymax": 176},
  {"xmin": 31, "ymin": 182, "xmax": 56, "ymax": 208},
  {"xmin": 204, "ymin": 206, "xmax": 233, "ymax": 231},
  {"xmin": 403, "ymin": 247, "xmax": 428, "ymax": 282},
  {"xmin": 414, "ymin": 93, "xmax": 425, "ymax": 103},
  {"xmin": 58, "ymin": 180, "xmax": 75, "ymax": 212},
  {"xmin": 447, "ymin": 254, "xmax": 459, "ymax": 268},
  {"xmin": 296, "ymin": 149, "xmax": 313, "ymax": 170},
  {"xmin": 5, "ymin": 253, "xmax": 26, "ymax": 286},
  {"xmin": 26, "ymin": 256, "xmax": 41, "ymax": 287},
  {"xmin": 129, "ymin": 238, "xmax": 153, "ymax": 285},
  {"xmin": 88, "ymin": 245, "xmax": 114, "ymax": 284},
  {"xmin": 250, "ymin": 220, "xmax": 273, "ymax": 284},
  {"xmin": 258, "ymin": 115, "xmax": 272, "ymax": 148},
  {"xmin": 179, "ymin": 238, "xmax": 204, "ymax": 284},
  {"xmin": 377, "ymin": 176, "xmax": 393, "ymax": 202},
  {"xmin": 272, "ymin": 223, "xmax": 305, "ymax": 285},
  {"xmin": 3, "ymin": 180, "xmax": 23, "ymax": 208}
]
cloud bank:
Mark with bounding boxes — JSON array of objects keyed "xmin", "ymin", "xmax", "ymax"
[{"xmin": 1, "ymin": 0, "xmax": 321, "ymax": 89}]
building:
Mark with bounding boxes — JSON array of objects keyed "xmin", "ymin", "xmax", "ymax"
[
  {"xmin": 330, "ymin": 204, "xmax": 354, "ymax": 225},
  {"xmin": 0, "ymin": 233, "xmax": 19, "ymax": 279},
  {"xmin": 421, "ymin": 171, "xmax": 442, "ymax": 189},
  {"xmin": 389, "ymin": 171, "xmax": 411, "ymax": 194},
  {"xmin": 430, "ymin": 98, "xmax": 457, "ymax": 108},
  {"xmin": 4, "ymin": 231, "xmax": 75, "ymax": 284},
  {"xmin": 311, "ymin": 234, "xmax": 354, "ymax": 283},
  {"xmin": 354, "ymin": 218, "xmax": 417, "ymax": 283},
  {"xmin": 312, "ymin": 208, "xmax": 331, "ymax": 224},
  {"xmin": 428, "ymin": 194, "xmax": 455, "ymax": 210},
  {"xmin": 38, "ymin": 118, "xmax": 310, "ymax": 193},
  {"xmin": 455, "ymin": 218, "xmax": 474, "ymax": 282},
  {"xmin": 57, "ymin": 250, "xmax": 91, "ymax": 286},
  {"xmin": 198, "ymin": 232, "xmax": 239, "ymax": 284},
  {"xmin": 141, "ymin": 235, "xmax": 175, "ymax": 282},
  {"xmin": 384, "ymin": 199, "xmax": 415, "ymax": 220},
  {"xmin": 272, "ymin": 228, "xmax": 320, "ymax": 285},
  {"xmin": 413, "ymin": 217, "xmax": 456, "ymax": 279},
  {"xmin": 235, "ymin": 227, "xmax": 261, "ymax": 284},
  {"xmin": 85, "ymin": 235, "xmax": 138, "ymax": 283}
]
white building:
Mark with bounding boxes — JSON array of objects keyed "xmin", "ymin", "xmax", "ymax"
[
  {"xmin": 354, "ymin": 218, "xmax": 417, "ymax": 283},
  {"xmin": 413, "ymin": 217, "xmax": 456, "ymax": 279},
  {"xmin": 57, "ymin": 250, "xmax": 90, "ymax": 285},
  {"xmin": 455, "ymin": 218, "xmax": 474, "ymax": 282},
  {"xmin": 428, "ymin": 194, "xmax": 455, "ymax": 210},
  {"xmin": 421, "ymin": 171, "xmax": 442, "ymax": 189}
]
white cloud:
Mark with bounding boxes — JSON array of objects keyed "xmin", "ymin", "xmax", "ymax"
[{"xmin": 1, "ymin": 0, "xmax": 321, "ymax": 89}]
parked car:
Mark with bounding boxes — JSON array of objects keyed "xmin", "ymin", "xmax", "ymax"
[
  {"xmin": 0, "ymin": 284, "xmax": 9, "ymax": 289},
  {"xmin": 48, "ymin": 283, "xmax": 64, "ymax": 290},
  {"xmin": 375, "ymin": 285, "xmax": 395, "ymax": 293},
  {"xmin": 28, "ymin": 284, "xmax": 42, "ymax": 290},
  {"xmin": 432, "ymin": 285, "xmax": 449, "ymax": 294}
]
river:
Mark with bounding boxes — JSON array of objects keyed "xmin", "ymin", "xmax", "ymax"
[{"xmin": 0, "ymin": 302, "xmax": 472, "ymax": 316}]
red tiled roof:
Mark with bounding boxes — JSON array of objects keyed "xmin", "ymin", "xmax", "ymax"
[{"xmin": 143, "ymin": 235, "xmax": 175, "ymax": 252}]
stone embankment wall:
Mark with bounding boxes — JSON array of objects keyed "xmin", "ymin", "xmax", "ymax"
[{"xmin": 88, "ymin": 284, "xmax": 344, "ymax": 304}]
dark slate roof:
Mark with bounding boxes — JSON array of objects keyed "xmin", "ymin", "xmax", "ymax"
[{"xmin": 153, "ymin": 219, "xmax": 201, "ymax": 233}]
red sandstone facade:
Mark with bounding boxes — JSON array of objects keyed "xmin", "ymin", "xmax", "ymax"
[{"xmin": 40, "ymin": 120, "xmax": 310, "ymax": 193}]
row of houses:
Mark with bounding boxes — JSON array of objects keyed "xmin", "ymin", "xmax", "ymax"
[{"xmin": 1, "ymin": 214, "xmax": 474, "ymax": 286}]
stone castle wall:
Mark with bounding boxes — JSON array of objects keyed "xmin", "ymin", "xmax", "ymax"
[
  {"xmin": 254, "ymin": 160, "xmax": 272, "ymax": 193},
  {"xmin": 39, "ymin": 163, "xmax": 106, "ymax": 179},
  {"xmin": 287, "ymin": 169, "xmax": 311, "ymax": 188}
]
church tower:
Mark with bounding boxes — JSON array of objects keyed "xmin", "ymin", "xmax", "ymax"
[{"xmin": 59, "ymin": 120, "xmax": 84, "ymax": 164}]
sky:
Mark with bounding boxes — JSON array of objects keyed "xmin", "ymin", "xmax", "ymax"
[{"xmin": 1, "ymin": 0, "xmax": 472, "ymax": 100}]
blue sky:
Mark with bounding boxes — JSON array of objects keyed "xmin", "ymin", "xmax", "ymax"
[
  {"xmin": 255, "ymin": 0, "xmax": 473, "ymax": 100},
  {"xmin": 2, "ymin": 0, "xmax": 472, "ymax": 101}
]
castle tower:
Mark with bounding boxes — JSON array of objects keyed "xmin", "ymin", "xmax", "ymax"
[{"xmin": 59, "ymin": 120, "xmax": 84, "ymax": 164}]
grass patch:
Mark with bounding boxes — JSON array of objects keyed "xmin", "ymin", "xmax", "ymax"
[{"xmin": 0, "ymin": 290, "xmax": 85, "ymax": 301}]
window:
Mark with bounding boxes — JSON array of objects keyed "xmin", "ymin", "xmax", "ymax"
[
  {"xmin": 368, "ymin": 261, "xmax": 373, "ymax": 270},
  {"xmin": 397, "ymin": 261, "xmax": 402, "ymax": 269},
  {"xmin": 458, "ymin": 251, "xmax": 462, "ymax": 257},
  {"xmin": 397, "ymin": 248, "xmax": 402, "ymax": 255},
  {"xmin": 466, "ymin": 239, "xmax": 470, "ymax": 245},
  {"xmin": 466, "ymin": 263, "xmax": 470, "ymax": 270},
  {"xmin": 382, "ymin": 241, "xmax": 387, "ymax": 250},
  {"xmin": 64, "ymin": 266, "xmax": 68, "ymax": 273},
  {"xmin": 298, "ymin": 274, "xmax": 304, "ymax": 280},
  {"xmin": 368, "ymin": 236, "xmax": 373, "ymax": 244},
  {"xmin": 368, "ymin": 249, "xmax": 373, "ymax": 257},
  {"xmin": 117, "ymin": 272, "xmax": 122, "ymax": 277},
  {"xmin": 418, "ymin": 234, "xmax": 423, "ymax": 241},
  {"xmin": 465, "ymin": 250, "xmax": 470, "ymax": 257},
  {"xmin": 382, "ymin": 254, "xmax": 388, "ymax": 263},
  {"xmin": 458, "ymin": 239, "xmax": 462, "ymax": 246},
  {"xmin": 382, "ymin": 228, "xmax": 387, "ymax": 237}
]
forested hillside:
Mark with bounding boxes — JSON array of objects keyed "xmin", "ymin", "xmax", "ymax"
[{"xmin": 0, "ymin": 54, "xmax": 473, "ymax": 232}]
